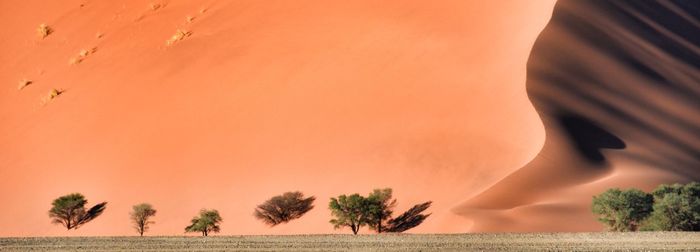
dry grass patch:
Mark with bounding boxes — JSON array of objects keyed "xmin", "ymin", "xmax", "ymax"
[
  {"xmin": 41, "ymin": 88, "xmax": 64, "ymax": 105},
  {"xmin": 37, "ymin": 24, "xmax": 52, "ymax": 39},
  {"xmin": 17, "ymin": 79, "xmax": 32, "ymax": 90},
  {"xmin": 166, "ymin": 29, "xmax": 192, "ymax": 46},
  {"xmin": 69, "ymin": 47, "xmax": 97, "ymax": 65}
]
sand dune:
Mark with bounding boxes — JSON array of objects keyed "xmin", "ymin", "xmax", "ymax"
[
  {"xmin": 0, "ymin": 0, "xmax": 554, "ymax": 236},
  {"xmin": 457, "ymin": 0, "xmax": 700, "ymax": 232}
]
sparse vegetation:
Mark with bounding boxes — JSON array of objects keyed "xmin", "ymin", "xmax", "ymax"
[
  {"xmin": 166, "ymin": 29, "xmax": 192, "ymax": 46},
  {"xmin": 592, "ymin": 188, "xmax": 653, "ymax": 231},
  {"xmin": 37, "ymin": 24, "xmax": 52, "ymax": 39},
  {"xmin": 2, "ymin": 233, "xmax": 699, "ymax": 251},
  {"xmin": 130, "ymin": 203, "xmax": 157, "ymax": 236},
  {"xmin": 329, "ymin": 194, "xmax": 367, "ymax": 235},
  {"xmin": 254, "ymin": 191, "xmax": 315, "ymax": 226},
  {"xmin": 329, "ymin": 188, "xmax": 431, "ymax": 234},
  {"xmin": 48, "ymin": 193, "xmax": 107, "ymax": 230},
  {"xmin": 42, "ymin": 88, "xmax": 65, "ymax": 104},
  {"xmin": 70, "ymin": 47, "xmax": 97, "ymax": 65},
  {"xmin": 17, "ymin": 79, "xmax": 32, "ymax": 90},
  {"xmin": 185, "ymin": 209, "xmax": 222, "ymax": 236},
  {"xmin": 642, "ymin": 182, "xmax": 700, "ymax": 231},
  {"xmin": 592, "ymin": 182, "xmax": 699, "ymax": 232}
]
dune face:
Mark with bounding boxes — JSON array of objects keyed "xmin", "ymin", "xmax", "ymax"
[
  {"xmin": 0, "ymin": 1, "xmax": 555, "ymax": 236},
  {"xmin": 457, "ymin": 0, "xmax": 700, "ymax": 231}
]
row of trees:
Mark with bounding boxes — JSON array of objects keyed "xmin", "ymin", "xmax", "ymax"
[
  {"xmin": 48, "ymin": 188, "xmax": 431, "ymax": 236},
  {"xmin": 592, "ymin": 182, "xmax": 699, "ymax": 231}
]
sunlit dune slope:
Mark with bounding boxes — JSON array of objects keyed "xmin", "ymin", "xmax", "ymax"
[
  {"xmin": 457, "ymin": 0, "xmax": 700, "ymax": 232},
  {"xmin": 0, "ymin": 0, "xmax": 554, "ymax": 236}
]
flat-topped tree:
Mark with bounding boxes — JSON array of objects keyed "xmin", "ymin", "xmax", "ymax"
[
  {"xmin": 185, "ymin": 209, "xmax": 222, "ymax": 236},
  {"xmin": 49, "ymin": 193, "xmax": 107, "ymax": 230},
  {"xmin": 329, "ymin": 194, "xmax": 367, "ymax": 235},
  {"xmin": 130, "ymin": 203, "xmax": 157, "ymax": 236},
  {"xmin": 254, "ymin": 191, "xmax": 315, "ymax": 226}
]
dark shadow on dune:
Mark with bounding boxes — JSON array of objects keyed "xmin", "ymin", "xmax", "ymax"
[
  {"xmin": 556, "ymin": 113, "xmax": 625, "ymax": 164},
  {"xmin": 525, "ymin": 0, "xmax": 700, "ymax": 179}
]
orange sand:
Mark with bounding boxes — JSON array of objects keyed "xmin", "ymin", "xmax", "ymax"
[{"xmin": 0, "ymin": 0, "xmax": 557, "ymax": 236}]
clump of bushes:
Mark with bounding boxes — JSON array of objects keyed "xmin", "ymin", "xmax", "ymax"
[{"xmin": 592, "ymin": 182, "xmax": 699, "ymax": 231}]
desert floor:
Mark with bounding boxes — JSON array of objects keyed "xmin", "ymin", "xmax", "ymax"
[{"xmin": 1, "ymin": 232, "xmax": 698, "ymax": 251}]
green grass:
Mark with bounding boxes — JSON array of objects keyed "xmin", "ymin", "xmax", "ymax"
[{"xmin": 1, "ymin": 232, "xmax": 698, "ymax": 251}]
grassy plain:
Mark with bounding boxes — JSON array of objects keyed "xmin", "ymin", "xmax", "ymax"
[{"xmin": 1, "ymin": 232, "xmax": 698, "ymax": 251}]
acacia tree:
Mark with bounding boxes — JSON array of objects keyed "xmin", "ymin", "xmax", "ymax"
[
  {"xmin": 254, "ymin": 191, "xmax": 315, "ymax": 226},
  {"xmin": 365, "ymin": 188, "xmax": 397, "ymax": 233},
  {"xmin": 643, "ymin": 182, "xmax": 700, "ymax": 231},
  {"xmin": 185, "ymin": 209, "xmax": 222, "ymax": 236},
  {"xmin": 592, "ymin": 188, "xmax": 653, "ymax": 231},
  {"xmin": 329, "ymin": 194, "xmax": 367, "ymax": 235},
  {"xmin": 386, "ymin": 201, "xmax": 432, "ymax": 233},
  {"xmin": 48, "ymin": 193, "xmax": 107, "ymax": 230},
  {"xmin": 130, "ymin": 203, "xmax": 157, "ymax": 236}
]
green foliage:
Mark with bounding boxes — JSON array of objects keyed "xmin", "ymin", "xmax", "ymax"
[
  {"xmin": 386, "ymin": 201, "xmax": 432, "ymax": 233},
  {"xmin": 254, "ymin": 191, "xmax": 315, "ymax": 226},
  {"xmin": 185, "ymin": 209, "xmax": 222, "ymax": 236},
  {"xmin": 130, "ymin": 203, "xmax": 157, "ymax": 236},
  {"xmin": 643, "ymin": 182, "xmax": 700, "ymax": 231},
  {"xmin": 329, "ymin": 188, "xmax": 432, "ymax": 234},
  {"xmin": 48, "ymin": 193, "xmax": 107, "ymax": 230},
  {"xmin": 592, "ymin": 188, "xmax": 653, "ymax": 231},
  {"xmin": 365, "ymin": 188, "xmax": 397, "ymax": 233},
  {"xmin": 329, "ymin": 194, "xmax": 367, "ymax": 235}
]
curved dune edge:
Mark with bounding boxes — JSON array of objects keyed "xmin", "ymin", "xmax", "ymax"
[{"xmin": 456, "ymin": 0, "xmax": 700, "ymax": 232}]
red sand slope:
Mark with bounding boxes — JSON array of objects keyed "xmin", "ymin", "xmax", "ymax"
[
  {"xmin": 0, "ymin": 0, "xmax": 554, "ymax": 236},
  {"xmin": 457, "ymin": 0, "xmax": 700, "ymax": 232}
]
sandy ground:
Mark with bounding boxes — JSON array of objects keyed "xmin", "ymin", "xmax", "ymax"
[{"xmin": 2, "ymin": 233, "xmax": 699, "ymax": 251}]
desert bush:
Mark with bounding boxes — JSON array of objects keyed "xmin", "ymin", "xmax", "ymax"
[
  {"xmin": 49, "ymin": 193, "xmax": 107, "ymax": 230},
  {"xmin": 254, "ymin": 191, "xmax": 315, "ymax": 226},
  {"xmin": 592, "ymin": 188, "xmax": 653, "ymax": 231},
  {"xmin": 643, "ymin": 182, "xmax": 700, "ymax": 231},
  {"xmin": 37, "ymin": 24, "xmax": 52, "ymax": 39},
  {"xmin": 185, "ymin": 209, "xmax": 222, "ymax": 236},
  {"xmin": 130, "ymin": 203, "xmax": 157, "ymax": 236}
]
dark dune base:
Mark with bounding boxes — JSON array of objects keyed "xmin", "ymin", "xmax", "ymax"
[{"xmin": 2, "ymin": 232, "xmax": 699, "ymax": 251}]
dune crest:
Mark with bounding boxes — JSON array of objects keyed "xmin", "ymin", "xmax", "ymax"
[{"xmin": 457, "ymin": 0, "xmax": 700, "ymax": 232}]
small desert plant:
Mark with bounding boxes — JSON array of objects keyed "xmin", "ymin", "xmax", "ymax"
[
  {"xmin": 130, "ymin": 203, "xmax": 157, "ymax": 236},
  {"xmin": 185, "ymin": 209, "xmax": 222, "ymax": 236},
  {"xmin": 49, "ymin": 193, "xmax": 107, "ymax": 230},
  {"xmin": 254, "ymin": 191, "xmax": 315, "ymax": 226},
  {"xmin": 18, "ymin": 79, "xmax": 32, "ymax": 90},
  {"xmin": 37, "ymin": 24, "xmax": 52, "ymax": 39},
  {"xmin": 166, "ymin": 29, "xmax": 191, "ymax": 46},
  {"xmin": 70, "ymin": 47, "xmax": 97, "ymax": 65}
]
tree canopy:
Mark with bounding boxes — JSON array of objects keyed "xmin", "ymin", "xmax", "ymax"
[
  {"xmin": 254, "ymin": 191, "xmax": 315, "ymax": 226},
  {"xmin": 643, "ymin": 182, "xmax": 700, "ymax": 231},
  {"xmin": 592, "ymin": 188, "xmax": 653, "ymax": 231},
  {"xmin": 130, "ymin": 203, "xmax": 157, "ymax": 236},
  {"xmin": 185, "ymin": 209, "xmax": 222, "ymax": 236},
  {"xmin": 48, "ymin": 193, "xmax": 107, "ymax": 230},
  {"xmin": 329, "ymin": 194, "xmax": 367, "ymax": 235}
]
